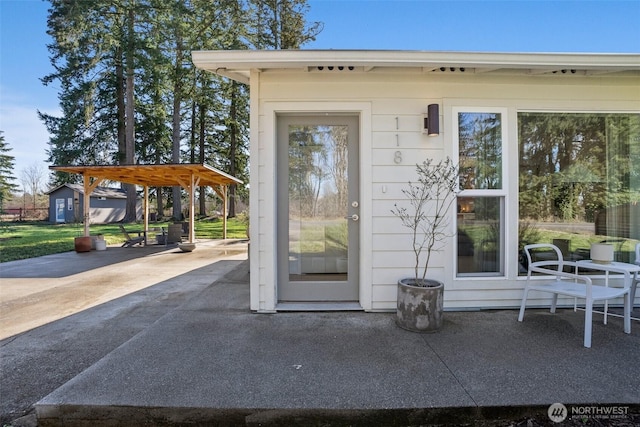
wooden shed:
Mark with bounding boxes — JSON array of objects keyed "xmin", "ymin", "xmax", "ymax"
[{"xmin": 46, "ymin": 183, "xmax": 141, "ymax": 224}]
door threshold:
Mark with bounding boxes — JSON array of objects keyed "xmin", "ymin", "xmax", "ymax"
[{"xmin": 276, "ymin": 302, "xmax": 363, "ymax": 312}]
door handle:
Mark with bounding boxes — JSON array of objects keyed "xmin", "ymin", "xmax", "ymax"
[{"xmin": 344, "ymin": 214, "xmax": 359, "ymax": 221}]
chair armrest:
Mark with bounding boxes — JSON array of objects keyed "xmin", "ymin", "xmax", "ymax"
[
  {"xmin": 530, "ymin": 260, "xmax": 580, "ymax": 269},
  {"xmin": 529, "ymin": 264, "xmax": 592, "ymax": 285}
]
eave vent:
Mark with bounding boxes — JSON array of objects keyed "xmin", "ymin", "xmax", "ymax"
[
  {"xmin": 315, "ymin": 66, "xmax": 356, "ymax": 71},
  {"xmin": 552, "ymin": 69, "xmax": 578, "ymax": 74},
  {"xmin": 437, "ymin": 67, "xmax": 467, "ymax": 73}
]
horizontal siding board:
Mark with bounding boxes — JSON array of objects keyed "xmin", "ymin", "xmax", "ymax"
[
  {"xmin": 372, "ymin": 99, "xmax": 442, "ymax": 115},
  {"xmin": 372, "ymin": 284, "xmax": 396, "ymax": 303},
  {"xmin": 372, "ymin": 250, "xmax": 415, "ymax": 270},
  {"xmin": 260, "ymin": 72, "xmax": 637, "ymax": 101},
  {"xmin": 370, "ymin": 268, "xmax": 413, "ymax": 285},
  {"xmin": 371, "ymin": 199, "xmax": 455, "ymax": 219},
  {"xmin": 373, "ymin": 263, "xmax": 448, "ymax": 281},
  {"xmin": 371, "ymin": 285, "xmax": 630, "ymax": 311},
  {"xmin": 371, "ymin": 133, "xmax": 426, "ymax": 151},
  {"xmin": 373, "ymin": 216, "xmax": 425, "ymax": 233},
  {"xmin": 372, "ymin": 115, "xmax": 425, "ymax": 132},
  {"xmin": 371, "ymin": 183, "xmax": 427, "ymax": 200},
  {"xmin": 371, "ymin": 235, "xmax": 415, "ymax": 252},
  {"xmin": 372, "ymin": 133, "xmax": 444, "ymax": 151},
  {"xmin": 371, "ymin": 165, "xmax": 420, "ymax": 183},
  {"xmin": 365, "ymin": 292, "xmax": 633, "ymax": 312}
]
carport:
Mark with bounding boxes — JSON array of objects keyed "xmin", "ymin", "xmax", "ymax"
[{"xmin": 49, "ymin": 163, "xmax": 243, "ymax": 243}]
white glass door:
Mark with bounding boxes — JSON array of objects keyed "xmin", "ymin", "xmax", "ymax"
[{"xmin": 277, "ymin": 115, "xmax": 359, "ymax": 302}]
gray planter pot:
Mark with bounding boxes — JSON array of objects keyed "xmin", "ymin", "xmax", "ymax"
[{"xmin": 396, "ymin": 278, "xmax": 444, "ymax": 332}]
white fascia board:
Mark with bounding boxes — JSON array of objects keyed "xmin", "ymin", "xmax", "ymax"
[
  {"xmin": 191, "ymin": 50, "xmax": 640, "ymax": 83},
  {"xmin": 215, "ymin": 68, "xmax": 251, "ymax": 85}
]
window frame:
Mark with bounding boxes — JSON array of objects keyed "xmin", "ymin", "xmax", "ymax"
[
  {"xmin": 453, "ymin": 107, "xmax": 509, "ymax": 278},
  {"xmin": 516, "ymin": 110, "xmax": 640, "ymax": 272}
]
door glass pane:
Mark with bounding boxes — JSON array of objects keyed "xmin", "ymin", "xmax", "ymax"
[
  {"xmin": 459, "ymin": 112, "xmax": 503, "ymax": 189},
  {"xmin": 288, "ymin": 125, "xmax": 349, "ymax": 282}
]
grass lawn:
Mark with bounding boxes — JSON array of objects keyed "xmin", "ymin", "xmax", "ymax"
[{"xmin": 0, "ymin": 219, "xmax": 248, "ymax": 263}]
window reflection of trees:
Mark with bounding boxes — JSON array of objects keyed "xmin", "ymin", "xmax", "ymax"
[
  {"xmin": 519, "ymin": 113, "xmax": 639, "ymax": 225},
  {"xmin": 288, "ymin": 125, "xmax": 348, "ymax": 219},
  {"xmin": 458, "ymin": 113, "xmax": 503, "ymax": 190},
  {"xmin": 518, "ymin": 113, "xmax": 640, "ymax": 265}
]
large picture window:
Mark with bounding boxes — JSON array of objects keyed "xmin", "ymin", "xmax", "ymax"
[
  {"xmin": 456, "ymin": 110, "xmax": 506, "ymax": 276},
  {"xmin": 518, "ymin": 112, "xmax": 640, "ymax": 273}
]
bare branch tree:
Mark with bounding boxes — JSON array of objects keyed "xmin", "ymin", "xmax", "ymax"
[
  {"xmin": 391, "ymin": 158, "xmax": 460, "ymax": 283},
  {"xmin": 20, "ymin": 163, "xmax": 47, "ymax": 210}
]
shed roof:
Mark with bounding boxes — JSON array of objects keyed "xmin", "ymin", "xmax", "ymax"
[
  {"xmin": 46, "ymin": 183, "xmax": 130, "ymax": 198},
  {"xmin": 191, "ymin": 50, "xmax": 640, "ymax": 84},
  {"xmin": 49, "ymin": 163, "xmax": 243, "ymax": 187}
]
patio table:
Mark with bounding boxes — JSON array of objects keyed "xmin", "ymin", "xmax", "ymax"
[{"xmin": 575, "ymin": 260, "xmax": 640, "ymax": 324}]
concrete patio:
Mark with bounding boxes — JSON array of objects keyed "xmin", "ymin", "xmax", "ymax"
[{"xmin": 1, "ymin": 243, "xmax": 639, "ymax": 426}]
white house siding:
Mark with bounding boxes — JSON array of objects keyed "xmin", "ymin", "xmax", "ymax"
[{"xmin": 248, "ymin": 68, "xmax": 640, "ymax": 312}]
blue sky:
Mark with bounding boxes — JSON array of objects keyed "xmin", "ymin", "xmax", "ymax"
[{"xmin": 1, "ymin": 0, "xmax": 639, "ymax": 178}]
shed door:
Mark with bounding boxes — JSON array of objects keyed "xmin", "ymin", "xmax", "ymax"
[
  {"xmin": 55, "ymin": 199, "xmax": 65, "ymax": 223},
  {"xmin": 277, "ymin": 115, "xmax": 360, "ymax": 302}
]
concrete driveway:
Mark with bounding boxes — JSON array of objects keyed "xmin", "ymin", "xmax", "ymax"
[
  {"xmin": 0, "ymin": 240, "xmax": 247, "ymax": 340},
  {"xmin": 0, "ymin": 240, "xmax": 248, "ymax": 425}
]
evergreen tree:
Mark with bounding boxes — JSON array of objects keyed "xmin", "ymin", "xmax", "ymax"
[
  {"xmin": 0, "ymin": 132, "xmax": 19, "ymax": 213},
  {"xmin": 41, "ymin": 0, "xmax": 322, "ymax": 220},
  {"xmin": 249, "ymin": 0, "xmax": 322, "ymax": 49},
  {"xmin": 42, "ymin": 0, "xmax": 125, "ymax": 176}
]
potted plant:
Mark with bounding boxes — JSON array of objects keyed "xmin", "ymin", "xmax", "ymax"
[
  {"xmin": 74, "ymin": 235, "xmax": 92, "ymax": 253},
  {"xmin": 73, "ymin": 220, "xmax": 92, "ymax": 253},
  {"xmin": 391, "ymin": 157, "xmax": 460, "ymax": 332}
]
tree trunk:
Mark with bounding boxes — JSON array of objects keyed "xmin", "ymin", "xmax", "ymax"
[
  {"xmin": 171, "ymin": 32, "xmax": 183, "ymax": 221},
  {"xmin": 189, "ymin": 100, "xmax": 196, "ymax": 163},
  {"xmin": 228, "ymin": 82, "xmax": 238, "ymax": 218},
  {"xmin": 123, "ymin": 7, "xmax": 137, "ymax": 222},
  {"xmin": 116, "ymin": 47, "xmax": 125, "ymax": 165},
  {"xmin": 198, "ymin": 103, "xmax": 206, "ymax": 216},
  {"xmin": 156, "ymin": 187, "xmax": 164, "ymax": 220}
]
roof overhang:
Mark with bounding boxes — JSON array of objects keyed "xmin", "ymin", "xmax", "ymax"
[
  {"xmin": 192, "ymin": 49, "xmax": 640, "ymax": 84},
  {"xmin": 49, "ymin": 163, "xmax": 243, "ymax": 188}
]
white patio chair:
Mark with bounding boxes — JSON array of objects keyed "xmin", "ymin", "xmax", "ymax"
[{"xmin": 518, "ymin": 243, "xmax": 631, "ymax": 348}]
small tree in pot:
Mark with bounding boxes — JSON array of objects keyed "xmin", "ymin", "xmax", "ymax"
[{"xmin": 391, "ymin": 157, "xmax": 460, "ymax": 332}]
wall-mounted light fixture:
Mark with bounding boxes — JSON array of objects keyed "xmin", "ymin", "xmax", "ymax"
[{"xmin": 422, "ymin": 103, "xmax": 439, "ymax": 136}]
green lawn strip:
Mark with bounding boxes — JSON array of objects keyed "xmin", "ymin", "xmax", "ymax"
[{"xmin": 0, "ymin": 219, "xmax": 247, "ymax": 263}]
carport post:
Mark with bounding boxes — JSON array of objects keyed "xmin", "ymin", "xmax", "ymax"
[
  {"xmin": 213, "ymin": 184, "xmax": 228, "ymax": 240},
  {"xmin": 222, "ymin": 184, "xmax": 227, "ymax": 240},
  {"xmin": 176, "ymin": 174, "xmax": 198, "ymax": 244},
  {"xmin": 82, "ymin": 174, "xmax": 104, "ymax": 237},
  {"xmin": 188, "ymin": 174, "xmax": 196, "ymax": 243},
  {"xmin": 143, "ymin": 186, "xmax": 149, "ymax": 244}
]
